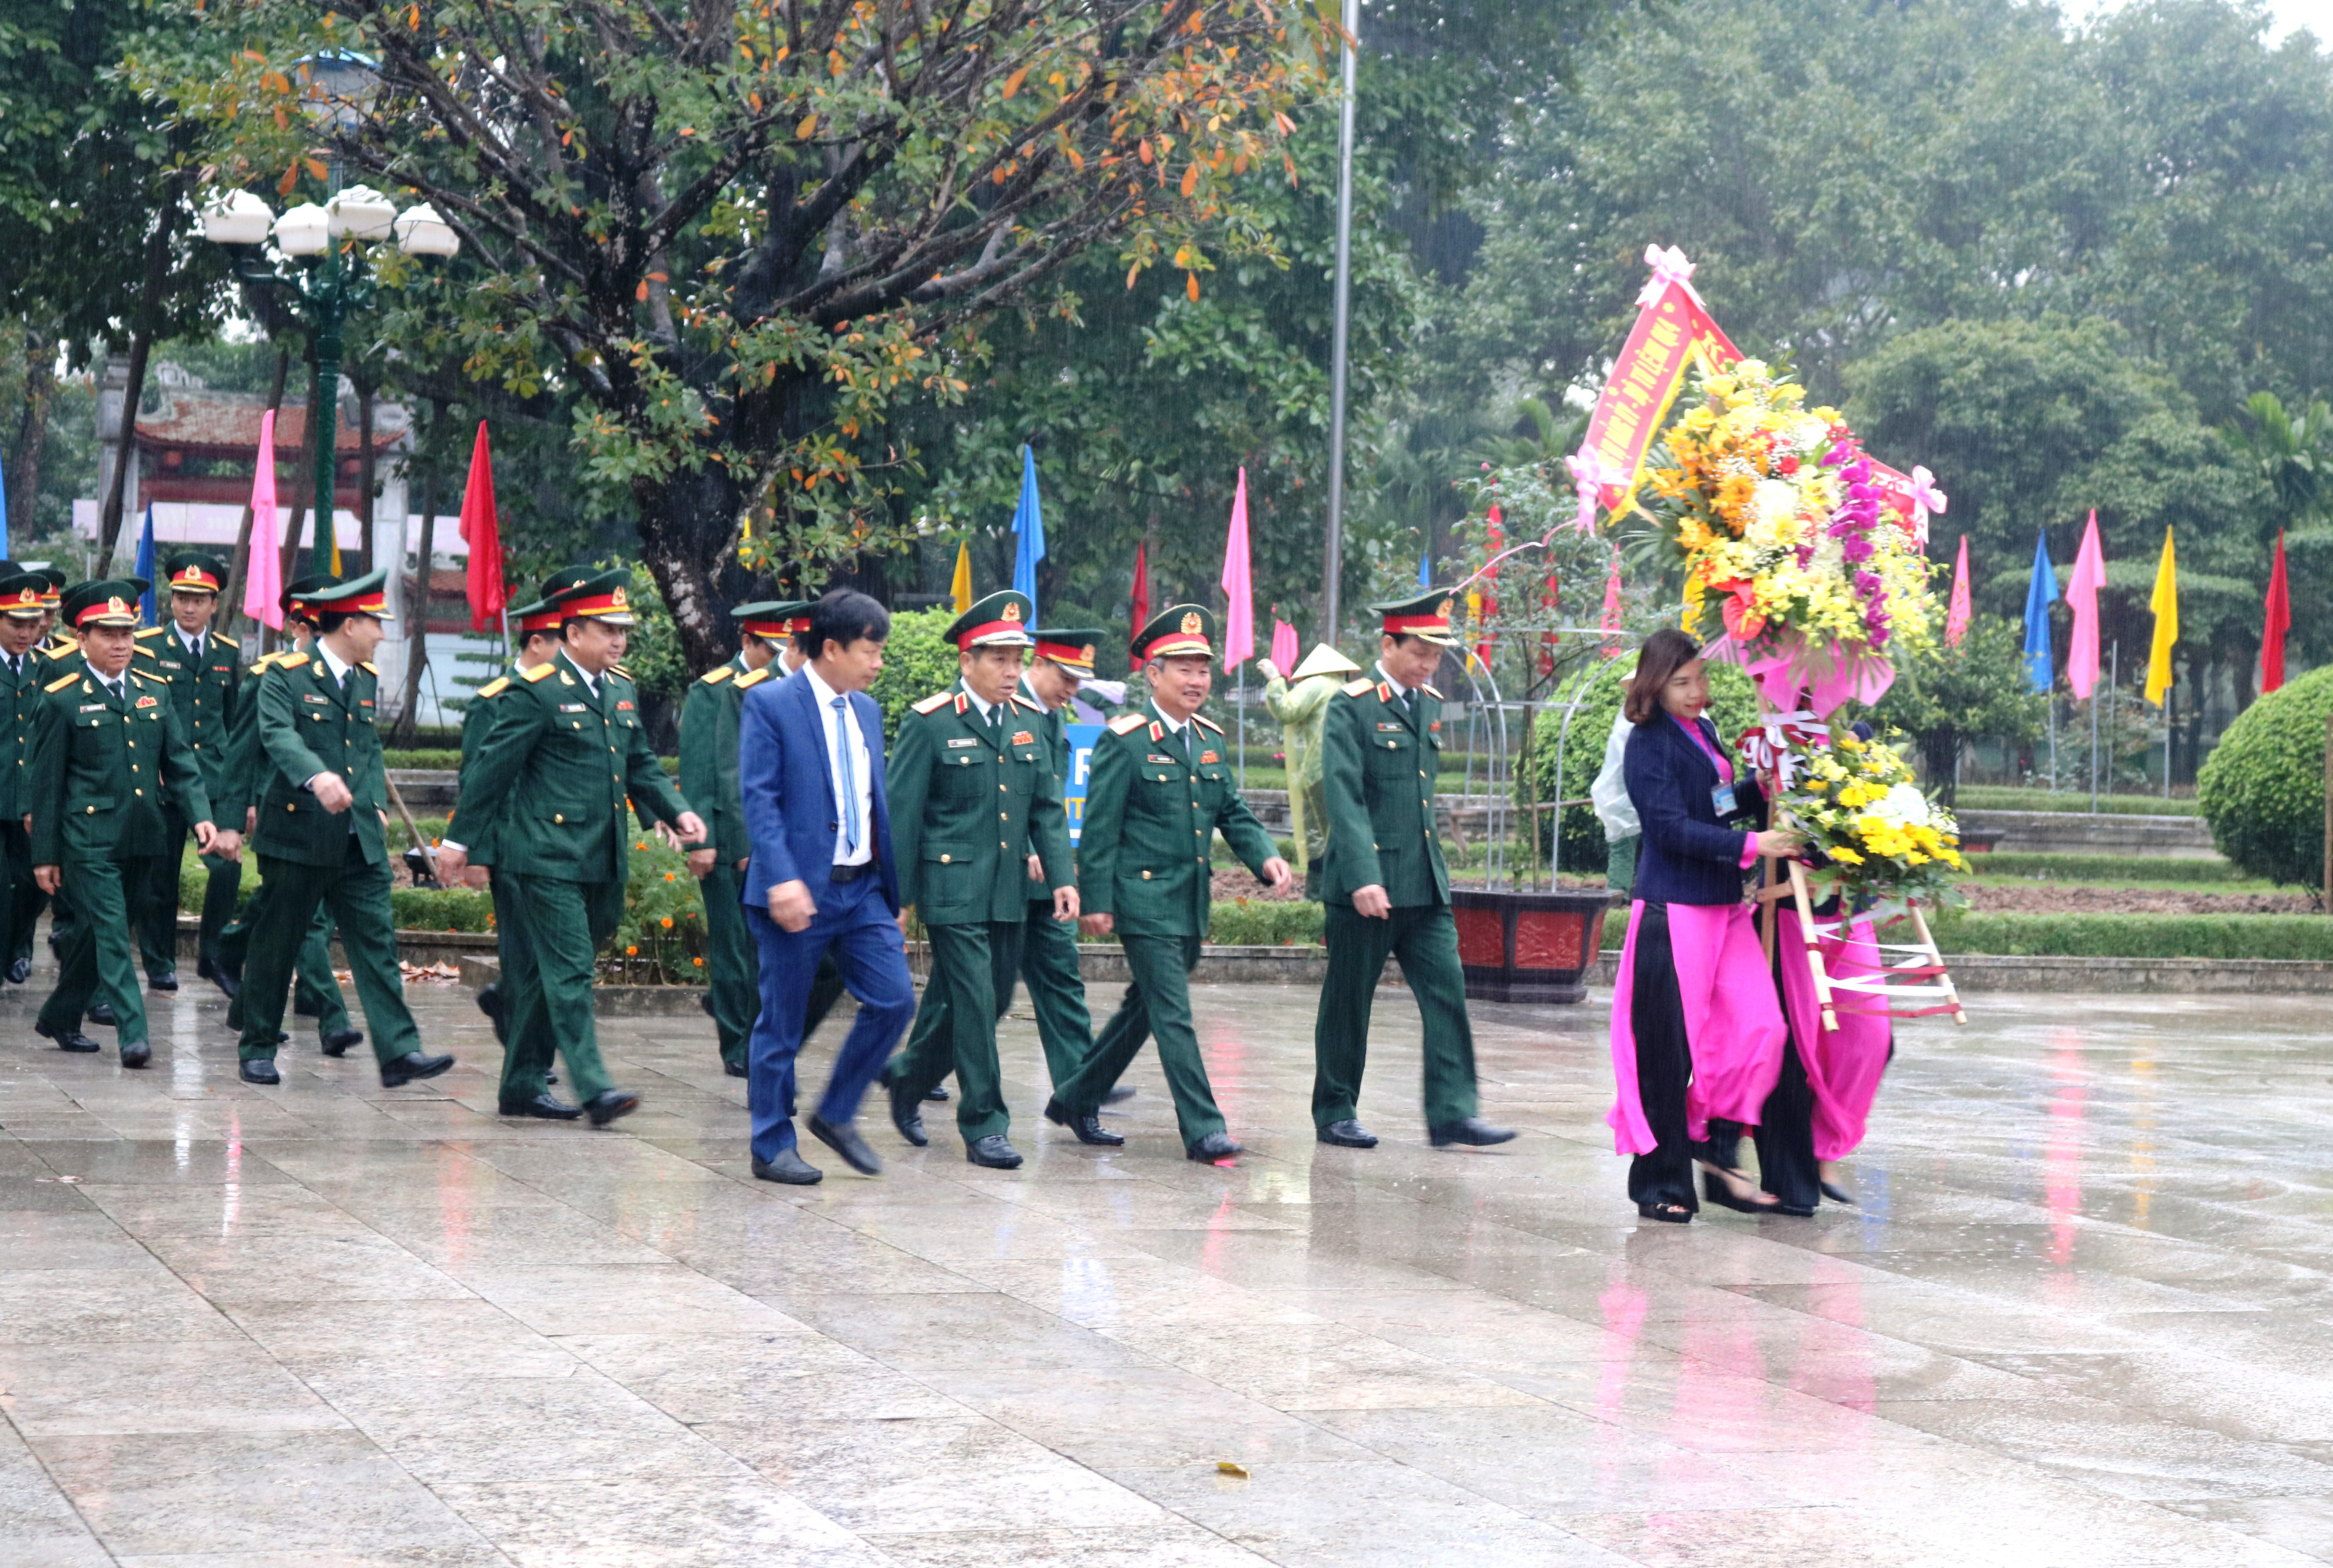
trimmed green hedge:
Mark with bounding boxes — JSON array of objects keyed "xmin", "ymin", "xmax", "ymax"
[
  {"xmin": 1954, "ymin": 786, "xmax": 2199, "ymax": 817},
  {"xmin": 1928, "ymin": 910, "xmax": 2333, "ymax": 960},
  {"xmin": 2195, "ymin": 664, "xmax": 2333, "ymax": 889},
  {"xmin": 390, "ymin": 888, "xmax": 494, "ymax": 933},
  {"xmin": 1966, "ymin": 852, "xmax": 2243, "ymax": 884},
  {"xmin": 383, "ymin": 749, "xmax": 464, "ymax": 771}
]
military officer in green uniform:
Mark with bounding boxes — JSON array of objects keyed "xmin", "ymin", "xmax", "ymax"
[
  {"xmin": 1045, "ymin": 605, "xmax": 1292, "ymax": 1161},
  {"xmin": 231, "ymin": 569, "xmax": 453, "ymax": 1089},
  {"xmin": 1311, "ymin": 590, "xmax": 1514, "ymax": 1151},
  {"xmin": 677, "ymin": 599, "xmax": 800, "ymax": 1078},
  {"xmin": 0, "ymin": 570, "xmax": 50, "ymax": 985},
  {"xmin": 877, "ymin": 591, "xmax": 1074, "ymax": 1170},
  {"xmin": 27, "ymin": 580, "xmax": 235, "ymax": 1066},
  {"xmin": 436, "ymin": 569, "xmax": 707, "ymax": 1126},
  {"xmin": 135, "ymin": 551, "xmax": 244, "ymax": 993}
]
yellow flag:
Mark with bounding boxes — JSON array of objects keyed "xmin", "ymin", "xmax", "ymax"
[
  {"xmin": 950, "ymin": 541, "xmax": 973, "ymax": 613},
  {"xmin": 2145, "ymin": 526, "xmax": 2177, "ymax": 706}
]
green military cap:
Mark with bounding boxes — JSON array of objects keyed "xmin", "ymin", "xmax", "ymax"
[
  {"xmin": 160, "ymin": 550, "xmax": 229, "ymax": 595},
  {"xmin": 945, "ymin": 589, "xmax": 1034, "ymax": 651},
  {"xmin": 62, "ymin": 579, "xmax": 148, "ymax": 631},
  {"xmin": 539, "ymin": 564, "xmax": 599, "ymax": 604},
  {"xmin": 511, "ymin": 597, "xmax": 563, "ymax": 635},
  {"xmin": 301, "ymin": 566, "xmax": 394, "ymax": 620},
  {"xmin": 282, "ymin": 570, "xmax": 340, "ymax": 623},
  {"xmin": 27, "ymin": 565, "xmax": 64, "ymax": 610},
  {"xmin": 1369, "ymin": 587, "xmax": 1462, "ymax": 647},
  {"xmin": 1031, "ymin": 627, "xmax": 1110, "ymax": 674},
  {"xmin": 733, "ymin": 599, "xmax": 809, "ymax": 641},
  {"xmin": 0, "ymin": 568, "xmax": 46, "ymax": 620},
  {"xmin": 550, "ymin": 566, "xmax": 635, "ymax": 625},
  {"xmin": 1134, "ymin": 603, "xmax": 1215, "ymax": 662}
]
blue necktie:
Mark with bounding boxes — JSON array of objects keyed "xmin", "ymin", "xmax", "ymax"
[{"xmin": 832, "ymin": 696, "xmax": 860, "ymax": 857}]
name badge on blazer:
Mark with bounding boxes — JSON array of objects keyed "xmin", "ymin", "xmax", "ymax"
[
  {"xmin": 559, "ymin": 702, "xmax": 588, "ymax": 713},
  {"xmin": 1376, "ymin": 722, "xmax": 1403, "ymax": 732},
  {"xmin": 946, "ymin": 737, "xmax": 980, "ymax": 748},
  {"xmin": 301, "ymin": 692, "xmax": 331, "ymax": 705},
  {"xmin": 1711, "ymin": 782, "xmax": 1738, "ymax": 814}
]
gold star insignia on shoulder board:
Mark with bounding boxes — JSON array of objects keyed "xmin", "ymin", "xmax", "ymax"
[
  {"xmin": 277, "ymin": 653, "xmax": 309, "ymax": 669},
  {"xmin": 1420, "ymin": 682, "xmax": 1443, "ymax": 701}
]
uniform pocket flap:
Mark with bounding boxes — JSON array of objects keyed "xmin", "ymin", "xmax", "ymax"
[{"xmin": 923, "ymin": 844, "xmax": 972, "ymax": 862}]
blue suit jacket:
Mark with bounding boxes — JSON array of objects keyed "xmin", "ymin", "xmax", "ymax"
[
  {"xmin": 1623, "ymin": 712, "xmax": 1763, "ymax": 907},
  {"xmin": 738, "ymin": 667, "xmax": 900, "ymax": 916}
]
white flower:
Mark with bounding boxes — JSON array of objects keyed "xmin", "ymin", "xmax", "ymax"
[
  {"xmin": 1872, "ymin": 783, "xmax": 1931, "ymax": 827},
  {"xmin": 1747, "ymin": 479, "xmax": 1799, "ymax": 545}
]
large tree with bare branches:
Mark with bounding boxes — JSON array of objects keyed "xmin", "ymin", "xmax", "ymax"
[{"xmin": 145, "ymin": 0, "xmax": 1333, "ymax": 664}]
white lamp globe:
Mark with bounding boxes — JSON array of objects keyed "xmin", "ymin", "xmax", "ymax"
[
  {"xmin": 392, "ymin": 203, "xmax": 460, "ymax": 258},
  {"xmin": 326, "ymin": 184, "xmax": 397, "ymax": 241},
  {"xmin": 273, "ymin": 202, "xmax": 331, "ymax": 256},
  {"xmin": 199, "ymin": 189, "xmax": 274, "ymax": 246}
]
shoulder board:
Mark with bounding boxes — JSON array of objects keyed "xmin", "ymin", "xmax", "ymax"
[
  {"xmin": 130, "ymin": 668, "xmax": 164, "ymax": 685},
  {"xmin": 610, "ymin": 663, "xmax": 632, "ymax": 678},
  {"xmin": 135, "ymin": 626, "xmax": 166, "ymax": 640},
  {"xmin": 360, "ymin": 660, "xmax": 378, "ymax": 676},
  {"xmin": 520, "ymin": 664, "xmax": 556, "ymax": 683},
  {"xmin": 43, "ymin": 672, "xmax": 78, "ymax": 693},
  {"xmin": 132, "ymin": 643, "xmax": 157, "ymax": 659},
  {"xmin": 1340, "ymin": 678, "xmax": 1375, "ymax": 696},
  {"xmin": 1010, "ymin": 692, "xmax": 1043, "ymax": 713},
  {"xmin": 911, "ymin": 690, "xmax": 954, "ymax": 715},
  {"xmin": 735, "ymin": 668, "xmax": 771, "ymax": 689},
  {"xmin": 1421, "ymin": 683, "xmax": 1443, "ymax": 701},
  {"xmin": 1191, "ymin": 713, "xmax": 1224, "ymax": 736},
  {"xmin": 276, "ymin": 652, "xmax": 309, "ymax": 670},
  {"xmin": 1106, "ymin": 713, "xmax": 1147, "ymax": 735},
  {"xmin": 699, "ymin": 666, "xmax": 735, "ymax": 686},
  {"xmin": 476, "ymin": 676, "xmax": 511, "ymax": 699}
]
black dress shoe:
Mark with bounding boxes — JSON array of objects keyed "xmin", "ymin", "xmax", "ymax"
[
  {"xmin": 923, "ymin": 1084, "xmax": 950, "ymax": 1103},
  {"xmin": 1429, "ymin": 1117, "xmax": 1518, "ymax": 1149},
  {"xmin": 119, "ymin": 1040, "xmax": 151, "ymax": 1069},
  {"xmin": 1043, "ymin": 1097, "xmax": 1125, "ymax": 1146},
  {"xmin": 240, "ymin": 1059, "xmax": 281, "ymax": 1085},
  {"xmin": 1186, "ymin": 1131, "xmax": 1243, "ymax": 1162},
  {"xmin": 85, "ymin": 1003, "xmax": 118, "ymax": 1028},
  {"xmin": 148, "ymin": 972, "xmax": 178, "ymax": 994},
  {"xmin": 887, "ymin": 1077, "xmax": 928, "ymax": 1148},
  {"xmin": 1820, "ymin": 1179, "xmax": 1856, "ymax": 1206},
  {"xmin": 293, "ymin": 993, "xmax": 320, "ymax": 1019},
  {"xmin": 809, "ymin": 1114, "xmax": 883, "ymax": 1175},
  {"xmin": 476, "ymin": 983, "xmax": 507, "ymax": 1045},
  {"xmin": 210, "ymin": 963, "xmax": 239, "ymax": 1001},
  {"xmin": 8, "ymin": 956, "xmax": 29, "ymax": 985},
  {"xmin": 583, "ymin": 1089, "xmax": 640, "ymax": 1126},
  {"xmin": 1318, "ymin": 1119, "xmax": 1378, "ymax": 1149},
  {"xmin": 379, "ymin": 1051, "xmax": 455, "ymax": 1088},
  {"xmin": 751, "ymin": 1148, "xmax": 823, "ymax": 1184},
  {"xmin": 723, "ymin": 1059, "xmax": 747, "ymax": 1078},
  {"xmin": 36, "ymin": 1022, "xmax": 100, "ymax": 1053},
  {"xmin": 1102, "ymin": 1084, "xmax": 1136, "ymax": 1106},
  {"xmin": 499, "ymin": 1093, "xmax": 583, "ymax": 1120},
  {"xmin": 964, "ymin": 1134, "xmax": 1023, "ymax": 1169},
  {"xmin": 320, "ymin": 1029, "xmax": 364, "ymax": 1058}
]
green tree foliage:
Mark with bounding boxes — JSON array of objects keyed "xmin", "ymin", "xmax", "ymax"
[
  {"xmin": 2195, "ymin": 662, "xmax": 2333, "ymax": 893},
  {"xmin": 1873, "ymin": 613, "xmax": 2049, "ymax": 806},
  {"xmin": 865, "ymin": 607, "xmax": 962, "ymax": 742}
]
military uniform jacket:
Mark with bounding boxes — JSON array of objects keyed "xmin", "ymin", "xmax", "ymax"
[
  {"xmin": 141, "ymin": 624, "xmax": 242, "ymax": 801},
  {"xmin": 676, "ymin": 655, "xmax": 772, "ymax": 869},
  {"xmin": 1316, "ymin": 674, "xmax": 1450, "ymax": 908},
  {"xmin": 27, "ymin": 665, "xmax": 211, "ymax": 866},
  {"xmin": 249, "ymin": 650, "xmax": 391, "ymax": 869},
  {"xmin": 0, "ymin": 647, "xmax": 49, "ymax": 821},
  {"xmin": 1019, "ymin": 675, "xmax": 1076, "ymax": 901},
  {"xmin": 890, "ymin": 681, "xmax": 1071, "ymax": 926},
  {"xmin": 455, "ymin": 647, "xmax": 695, "ymax": 885},
  {"xmin": 1077, "ymin": 698, "xmax": 1276, "ymax": 937},
  {"xmin": 448, "ymin": 664, "xmax": 526, "ymax": 867}
]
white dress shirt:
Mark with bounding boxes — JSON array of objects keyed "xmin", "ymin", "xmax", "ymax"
[
  {"xmin": 803, "ymin": 662, "xmax": 873, "ymax": 867},
  {"xmin": 1374, "ymin": 660, "xmax": 1415, "ymax": 711}
]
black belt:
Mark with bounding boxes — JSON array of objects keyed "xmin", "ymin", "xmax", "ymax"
[{"xmin": 829, "ymin": 861, "xmax": 873, "ymax": 884}]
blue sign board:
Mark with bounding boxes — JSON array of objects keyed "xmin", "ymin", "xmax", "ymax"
[{"xmin": 1064, "ymin": 722, "xmax": 1101, "ymax": 843}]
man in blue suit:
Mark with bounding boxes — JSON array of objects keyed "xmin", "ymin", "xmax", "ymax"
[{"xmin": 738, "ymin": 589, "xmax": 917, "ymax": 1184}]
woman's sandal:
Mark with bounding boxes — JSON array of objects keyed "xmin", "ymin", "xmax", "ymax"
[
  {"xmin": 1637, "ymin": 1201, "xmax": 1693, "ymax": 1224},
  {"xmin": 1699, "ymin": 1165, "xmax": 1782, "ymax": 1215}
]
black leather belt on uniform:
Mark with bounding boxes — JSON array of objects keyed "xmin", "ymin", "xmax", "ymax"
[{"xmin": 829, "ymin": 861, "xmax": 872, "ymax": 884}]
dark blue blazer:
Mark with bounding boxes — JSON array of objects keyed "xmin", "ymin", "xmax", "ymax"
[
  {"xmin": 1623, "ymin": 712, "xmax": 1763, "ymax": 907},
  {"xmin": 738, "ymin": 667, "xmax": 900, "ymax": 916}
]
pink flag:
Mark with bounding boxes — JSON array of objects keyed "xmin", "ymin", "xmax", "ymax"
[
  {"xmin": 1946, "ymin": 534, "xmax": 1972, "ymax": 648},
  {"xmin": 1220, "ymin": 466, "xmax": 1254, "ymax": 668},
  {"xmin": 1599, "ymin": 547, "xmax": 1624, "ymax": 657},
  {"xmin": 2065, "ymin": 510, "xmax": 2106, "ymax": 699},
  {"xmin": 1271, "ymin": 617, "xmax": 1298, "ymax": 675},
  {"xmin": 242, "ymin": 408, "xmax": 283, "ymax": 630}
]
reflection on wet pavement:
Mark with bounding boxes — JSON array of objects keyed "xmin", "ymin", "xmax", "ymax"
[{"xmin": 2, "ymin": 976, "xmax": 2329, "ymax": 1566}]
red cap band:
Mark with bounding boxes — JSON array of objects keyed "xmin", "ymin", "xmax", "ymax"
[
  {"xmin": 956, "ymin": 619, "xmax": 1031, "ymax": 650},
  {"xmin": 307, "ymin": 589, "xmax": 390, "ymax": 617},
  {"xmin": 1382, "ymin": 612, "xmax": 1451, "ymax": 637},
  {"xmin": 168, "ymin": 563, "xmax": 223, "ymax": 593},
  {"xmin": 1034, "ymin": 640, "xmax": 1094, "ymax": 670},
  {"xmin": 73, "ymin": 594, "xmax": 139, "ymax": 628},
  {"xmin": 560, "ymin": 587, "xmax": 630, "ymax": 619},
  {"xmin": 739, "ymin": 617, "xmax": 789, "ymax": 640},
  {"xmin": 517, "ymin": 606, "xmax": 563, "ymax": 634}
]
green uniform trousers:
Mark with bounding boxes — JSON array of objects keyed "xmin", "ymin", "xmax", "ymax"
[
  {"xmin": 485, "ymin": 866, "xmax": 547, "ymax": 1098},
  {"xmin": 494, "ymin": 870, "xmax": 624, "ymax": 1104},
  {"xmin": 885, "ymin": 918, "xmax": 1022, "ymax": 1142},
  {"xmin": 700, "ymin": 863, "xmax": 757, "ymax": 1069},
  {"xmin": 223, "ymin": 881, "xmax": 350, "ymax": 1042},
  {"xmin": 895, "ymin": 898, "xmax": 1094, "ymax": 1090},
  {"xmin": 140, "ymin": 817, "xmax": 241, "ymax": 978},
  {"xmin": 236, "ymin": 842, "xmax": 418, "ymax": 1067},
  {"xmin": 1312, "ymin": 901, "xmax": 1479, "ymax": 1131},
  {"xmin": 1051, "ymin": 930, "xmax": 1225, "ymax": 1152},
  {"xmin": 16, "ymin": 883, "xmax": 73, "ymax": 964},
  {"xmin": 0, "ymin": 821, "xmax": 32, "ymax": 978},
  {"xmin": 38, "ymin": 856, "xmax": 167, "ymax": 1048}
]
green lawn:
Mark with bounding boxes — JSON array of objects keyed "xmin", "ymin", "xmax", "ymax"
[
  {"xmin": 1952, "ymin": 785, "xmax": 2199, "ymax": 817},
  {"xmin": 1964, "ymin": 852, "xmax": 2252, "ymax": 887}
]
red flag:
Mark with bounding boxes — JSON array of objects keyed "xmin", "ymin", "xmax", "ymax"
[
  {"xmin": 1946, "ymin": 534, "xmax": 1972, "ymax": 648},
  {"xmin": 1473, "ymin": 505, "xmax": 1503, "ymax": 665},
  {"xmin": 1536, "ymin": 566, "xmax": 1560, "ymax": 679},
  {"xmin": 1128, "ymin": 541, "xmax": 1150, "ymax": 672},
  {"xmin": 2264, "ymin": 528, "xmax": 2292, "ymax": 694},
  {"xmin": 457, "ymin": 421, "xmax": 506, "ymax": 632}
]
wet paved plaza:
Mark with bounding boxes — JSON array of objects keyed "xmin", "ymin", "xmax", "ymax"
[{"xmin": 3, "ymin": 969, "xmax": 2331, "ymax": 1567}]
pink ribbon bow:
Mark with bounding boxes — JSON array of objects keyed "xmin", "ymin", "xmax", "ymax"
[
  {"xmin": 1907, "ymin": 465, "xmax": 1947, "ymax": 548},
  {"xmin": 1563, "ymin": 449, "xmax": 1629, "ymax": 534},
  {"xmin": 1636, "ymin": 244, "xmax": 1705, "ymax": 309}
]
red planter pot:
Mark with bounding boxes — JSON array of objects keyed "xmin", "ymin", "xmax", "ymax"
[{"xmin": 1450, "ymin": 888, "xmax": 1613, "ymax": 1005}]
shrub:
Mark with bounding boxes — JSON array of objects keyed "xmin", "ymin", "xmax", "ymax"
[
  {"xmin": 1967, "ymin": 852, "xmax": 2242, "ymax": 884},
  {"xmin": 1205, "ymin": 899, "xmax": 1326, "ymax": 946},
  {"xmin": 1925, "ymin": 909, "xmax": 2333, "ymax": 960},
  {"xmin": 2195, "ymin": 664, "xmax": 2333, "ymax": 890},
  {"xmin": 390, "ymin": 887, "xmax": 494, "ymax": 933},
  {"xmin": 866, "ymin": 606, "xmax": 962, "ymax": 742}
]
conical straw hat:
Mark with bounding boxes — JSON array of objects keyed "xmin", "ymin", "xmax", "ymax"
[{"xmin": 1289, "ymin": 643, "xmax": 1362, "ymax": 682}]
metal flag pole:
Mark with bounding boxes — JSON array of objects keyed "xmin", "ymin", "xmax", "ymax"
[
  {"xmin": 1237, "ymin": 661, "xmax": 1246, "ymax": 788},
  {"xmin": 1321, "ymin": 0, "xmax": 1360, "ymax": 641}
]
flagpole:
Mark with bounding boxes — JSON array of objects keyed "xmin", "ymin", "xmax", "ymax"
[{"xmin": 1237, "ymin": 663, "xmax": 1246, "ymax": 790}]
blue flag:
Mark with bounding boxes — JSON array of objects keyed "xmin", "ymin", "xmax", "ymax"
[
  {"xmin": 1418, "ymin": 546, "xmax": 1432, "ymax": 587},
  {"xmin": 2021, "ymin": 530, "xmax": 2057, "ymax": 693},
  {"xmin": 1010, "ymin": 445, "xmax": 1044, "ymax": 624},
  {"xmin": 135, "ymin": 505, "xmax": 157, "ymax": 626}
]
